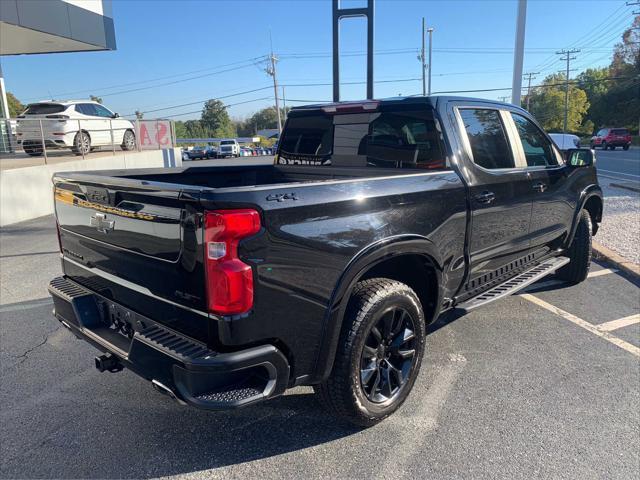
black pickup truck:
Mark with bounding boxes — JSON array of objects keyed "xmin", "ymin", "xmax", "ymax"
[{"xmin": 48, "ymin": 96, "xmax": 602, "ymax": 426}]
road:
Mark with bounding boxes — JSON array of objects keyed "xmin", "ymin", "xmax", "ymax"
[
  {"xmin": 1, "ymin": 215, "xmax": 638, "ymax": 479},
  {"xmin": 595, "ymin": 147, "xmax": 640, "ymax": 183}
]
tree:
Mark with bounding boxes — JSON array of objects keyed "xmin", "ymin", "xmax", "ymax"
[
  {"xmin": 528, "ymin": 73, "xmax": 590, "ymax": 133},
  {"xmin": 247, "ymin": 106, "xmax": 289, "ymax": 132},
  {"xmin": 6, "ymin": 92, "xmax": 24, "ymax": 117},
  {"xmin": 201, "ymin": 99, "xmax": 235, "ymax": 138},
  {"xmin": 90, "ymin": 95, "xmax": 103, "ymax": 104},
  {"xmin": 173, "ymin": 120, "xmax": 187, "ymax": 138},
  {"xmin": 577, "ymin": 67, "xmax": 611, "ymax": 131}
]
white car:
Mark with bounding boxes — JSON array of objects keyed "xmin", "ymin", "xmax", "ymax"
[
  {"xmin": 548, "ymin": 133, "xmax": 581, "ymax": 151},
  {"xmin": 218, "ymin": 139, "xmax": 240, "ymax": 157},
  {"xmin": 16, "ymin": 100, "xmax": 136, "ymax": 156}
]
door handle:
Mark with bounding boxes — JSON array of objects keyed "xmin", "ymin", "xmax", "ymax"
[
  {"xmin": 532, "ymin": 182, "xmax": 547, "ymax": 193},
  {"xmin": 475, "ymin": 191, "xmax": 496, "ymax": 204}
]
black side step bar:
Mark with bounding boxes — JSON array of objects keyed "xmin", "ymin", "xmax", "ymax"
[{"xmin": 456, "ymin": 256, "xmax": 570, "ymax": 312}]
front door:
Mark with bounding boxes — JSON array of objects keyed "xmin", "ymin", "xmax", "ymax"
[{"xmin": 454, "ymin": 106, "xmax": 535, "ymax": 294}]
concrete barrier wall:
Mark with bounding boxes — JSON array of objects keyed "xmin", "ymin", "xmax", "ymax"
[{"xmin": 0, "ymin": 148, "xmax": 182, "ymax": 226}]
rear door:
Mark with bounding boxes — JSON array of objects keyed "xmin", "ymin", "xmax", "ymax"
[{"xmin": 453, "ymin": 104, "xmax": 535, "ymax": 292}]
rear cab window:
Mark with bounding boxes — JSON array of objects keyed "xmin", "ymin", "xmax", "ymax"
[
  {"xmin": 23, "ymin": 103, "xmax": 65, "ymax": 115},
  {"xmin": 277, "ymin": 105, "xmax": 447, "ymax": 170}
]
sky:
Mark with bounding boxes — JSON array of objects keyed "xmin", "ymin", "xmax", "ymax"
[{"xmin": 1, "ymin": 0, "xmax": 635, "ymax": 121}]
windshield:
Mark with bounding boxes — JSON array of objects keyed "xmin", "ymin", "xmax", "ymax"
[
  {"xmin": 24, "ymin": 103, "xmax": 65, "ymax": 115},
  {"xmin": 220, "ymin": 140, "xmax": 236, "ymax": 145}
]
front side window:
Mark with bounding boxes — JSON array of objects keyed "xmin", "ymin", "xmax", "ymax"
[
  {"xmin": 459, "ymin": 108, "xmax": 514, "ymax": 169},
  {"xmin": 93, "ymin": 104, "xmax": 114, "ymax": 118},
  {"xmin": 511, "ymin": 113, "xmax": 558, "ymax": 167},
  {"xmin": 77, "ymin": 104, "xmax": 97, "ymax": 116}
]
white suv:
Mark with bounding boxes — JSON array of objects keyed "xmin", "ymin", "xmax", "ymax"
[{"xmin": 16, "ymin": 100, "xmax": 136, "ymax": 156}]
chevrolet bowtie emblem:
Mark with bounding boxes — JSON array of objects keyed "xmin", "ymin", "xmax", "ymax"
[{"xmin": 90, "ymin": 212, "xmax": 115, "ymax": 234}]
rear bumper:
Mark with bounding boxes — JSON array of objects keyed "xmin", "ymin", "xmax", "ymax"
[{"xmin": 47, "ymin": 276, "xmax": 290, "ymax": 409}]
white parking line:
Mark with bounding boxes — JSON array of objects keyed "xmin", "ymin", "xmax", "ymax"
[
  {"xmin": 598, "ymin": 169, "xmax": 640, "ymax": 180},
  {"xmin": 587, "ymin": 268, "xmax": 618, "ymax": 278},
  {"xmin": 521, "ymin": 294, "xmax": 640, "ymax": 358},
  {"xmin": 596, "ymin": 314, "xmax": 640, "ymax": 332}
]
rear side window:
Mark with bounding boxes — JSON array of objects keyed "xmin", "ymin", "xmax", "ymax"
[
  {"xmin": 611, "ymin": 129, "xmax": 629, "ymax": 135},
  {"xmin": 459, "ymin": 109, "xmax": 514, "ymax": 169},
  {"xmin": 511, "ymin": 113, "xmax": 559, "ymax": 167},
  {"xmin": 278, "ymin": 108, "xmax": 446, "ymax": 169},
  {"xmin": 24, "ymin": 103, "xmax": 65, "ymax": 115}
]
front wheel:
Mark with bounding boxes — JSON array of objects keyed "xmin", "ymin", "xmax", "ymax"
[
  {"xmin": 557, "ymin": 210, "xmax": 592, "ymax": 284},
  {"xmin": 623, "ymin": 145, "xmax": 630, "ymax": 151},
  {"xmin": 601, "ymin": 141, "xmax": 607, "ymax": 150},
  {"xmin": 121, "ymin": 130, "xmax": 136, "ymax": 151},
  {"xmin": 314, "ymin": 278, "xmax": 425, "ymax": 427}
]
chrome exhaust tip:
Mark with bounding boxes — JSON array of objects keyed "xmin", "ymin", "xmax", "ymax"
[{"xmin": 151, "ymin": 379, "xmax": 187, "ymax": 406}]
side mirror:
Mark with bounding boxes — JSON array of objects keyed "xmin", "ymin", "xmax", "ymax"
[
  {"xmin": 567, "ymin": 148, "xmax": 594, "ymax": 167},
  {"xmin": 112, "ymin": 113, "xmax": 120, "ymax": 118}
]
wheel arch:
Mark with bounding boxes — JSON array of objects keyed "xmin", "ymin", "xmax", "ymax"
[
  {"xmin": 567, "ymin": 186, "xmax": 603, "ymax": 245},
  {"xmin": 311, "ymin": 236, "xmax": 444, "ymax": 384}
]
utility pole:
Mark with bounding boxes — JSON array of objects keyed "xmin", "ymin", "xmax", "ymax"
[
  {"xmin": 427, "ymin": 27, "xmax": 434, "ymax": 95},
  {"xmin": 281, "ymin": 86, "xmax": 287, "ymax": 124},
  {"xmin": 523, "ymin": 71, "xmax": 539, "ymax": 110},
  {"xmin": 511, "ymin": 0, "xmax": 527, "ymax": 105},
  {"xmin": 556, "ymin": 49, "xmax": 580, "ymax": 134},
  {"xmin": 498, "ymin": 95, "xmax": 511, "ymax": 103},
  {"xmin": 265, "ymin": 31, "xmax": 282, "ymax": 135},
  {"xmin": 417, "ymin": 18, "xmax": 427, "ymax": 96}
]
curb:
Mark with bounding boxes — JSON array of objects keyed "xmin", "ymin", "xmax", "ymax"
[{"xmin": 592, "ymin": 241, "xmax": 640, "ymax": 280}]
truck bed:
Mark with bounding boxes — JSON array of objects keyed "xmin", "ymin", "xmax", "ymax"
[{"xmin": 58, "ymin": 164, "xmax": 415, "ymax": 192}]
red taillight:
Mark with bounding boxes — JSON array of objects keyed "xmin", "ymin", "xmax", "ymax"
[{"xmin": 204, "ymin": 209, "xmax": 261, "ymax": 315}]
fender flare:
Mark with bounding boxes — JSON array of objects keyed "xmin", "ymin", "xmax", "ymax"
[
  {"xmin": 566, "ymin": 184, "xmax": 603, "ymax": 247},
  {"xmin": 311, "ymin": 235, "xmax": 444, "ymax": 383}
]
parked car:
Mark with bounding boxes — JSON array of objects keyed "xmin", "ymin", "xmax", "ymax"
[
  {"xmin": 239, "ymin": 147, "xmax": 252, "ymax": 157},
  {"xmin": 590, "ymin": 128, "xmax": 632, "ymax": 150},
  {"xmin": 205, "ymin": 146, "xmax": 218, "ymax": 159},
  {"xmin": 549, "ymin": 133, "xmax": 581, "ymax": 151},
  {"xmin": 219, "ymin": 139, "xmax": 240, "ymax": 157},
  {"xmin": 16, "ymin": 100, "xmax": 135, "ymax": 156},
  {"xmin": 187, "ymin": 147, "xmax": 208, "ymax": 160},
  {"xmin": 181, "ymin": 149, "xmax": 190, "ymax": 161},
  {"xmin": 48, "ymin": 96, "xmax": 601, "ymax": 426}
]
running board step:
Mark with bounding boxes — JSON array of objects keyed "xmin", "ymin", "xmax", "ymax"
[{"xmin": 456, "ymin": 256, "xmax": 570, "ymax": 312}]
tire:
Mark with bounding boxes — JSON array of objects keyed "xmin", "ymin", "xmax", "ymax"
[
  {"xmin": 121, "ymin": 130, "xmax": 136, "ymax": 151},
  {"xmin": 601, "ymin": 141, "xmax": 607, "ymax": 150},
  {"xmin": 72, "ymin": 131, "xmax": 91, "ymax": 156},
  {"xmin": 557, "ymin": 210, "xmax": 592, "ymax": 284},
  {"xmin": 589, "ymin": 142, "xmax": 594, "ymax": 149},
  {"xmin": 610, "ymin": 145, "xmax": 616, "ymax": 150},
  {"xmin": 23, "ymin": 146, "xmax": 42, "ymax": 157},
  {"xmin": 314, "ymin": 278, "xmax": 426, "ymax": 427},
  {"xmin": 623, "ymin": 145, "xmax": 629, "ymax": 151}
]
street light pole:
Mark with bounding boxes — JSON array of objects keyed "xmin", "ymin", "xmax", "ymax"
[
  {"xmin": 511, "ymin": 0, "xmax": 527, "ymax": 105},
  {"xmin": 420, "ymin": 18, "xmax": 427, "ymax": 96},
  {"xmin": 427, "ymin": 27, "xmax": 434, "ymax": 95}
]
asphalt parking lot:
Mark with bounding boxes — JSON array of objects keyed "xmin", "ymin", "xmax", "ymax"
[{"xmin": 1, "ymin": 215, "xmax": 638, "ymax": 479}]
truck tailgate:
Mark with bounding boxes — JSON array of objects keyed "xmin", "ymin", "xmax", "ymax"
[{"xmin": 53, "ymin": 176, "xmax": 208, "ymax": 337}]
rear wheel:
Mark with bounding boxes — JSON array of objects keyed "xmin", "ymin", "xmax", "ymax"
[
  {"xmin": 121, "ymin": 130, "xmax": 136, "ymax": 151},
  {"xmin": 314, "ymin": 278, "xmax": 425, "ymax": 427},
  {"xmin": 557, "ymin": 210, "xmax": 592, "ymax": 284},
  {"xmin": 23, "ymin": 146, "xmax": 42, "ymax": 157},
  {"xmin": 72, "ymin": 131, "xmax": 91, "ymax": 156},
  {"xmin": 623, "ymin": 145, "xmax": 630, "ymax": 151}
]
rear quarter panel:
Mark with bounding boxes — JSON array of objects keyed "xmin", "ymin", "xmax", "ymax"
[{"xmin": 201, "ymin": 171, "xmax": 467, "ymax": 379}]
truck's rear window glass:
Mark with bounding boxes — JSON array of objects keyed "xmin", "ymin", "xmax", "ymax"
[
  {"xmin": 24, "ymin": 104, "xmax": 65, "ymax": 115},
  {"xmin": 459, "ymin": 109, "xmax": 514, "ymax": 170},
  {"xmin": 278, "ymin": 108, "xmax": 447, "ymax": 170}
]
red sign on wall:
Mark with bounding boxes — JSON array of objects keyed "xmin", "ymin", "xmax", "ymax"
[{"xmin": 137, "ymin": 120, "xmax": 173, "ymax": 150}]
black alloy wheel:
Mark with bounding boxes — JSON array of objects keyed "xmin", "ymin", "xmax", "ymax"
[{"xmin": 360, "ymin": 306, "xmax": 417, "ymax": 404}]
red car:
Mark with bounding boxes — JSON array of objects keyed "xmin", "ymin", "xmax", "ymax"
[{"xmin": 590, "ymin": 128, "xmax": 632, "ymax": 150}]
